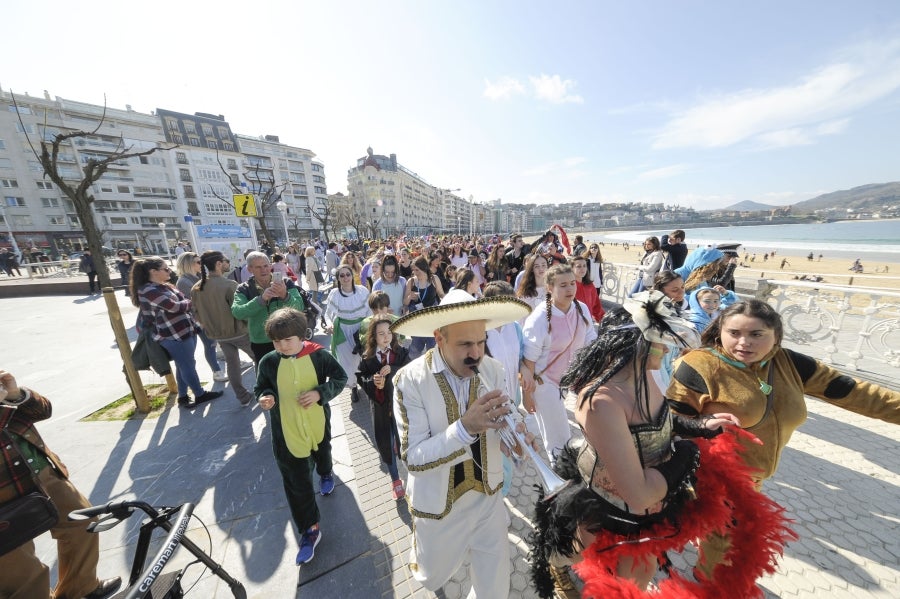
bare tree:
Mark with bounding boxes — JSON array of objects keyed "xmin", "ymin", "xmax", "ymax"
[
  {"xmin": 207, "ymin": 150, "xmax": 289, "ymax": 246},
  {"xmin": 13, "ymin": 93, "xmax": 177, "ymax": 412}
]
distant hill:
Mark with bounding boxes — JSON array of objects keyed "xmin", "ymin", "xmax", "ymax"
[
  {"xmin": 723, "ymin": 200, "xmax": 776, "ymax": 211},
  {"xmin": 791, "ymin": 182, "xmax": 900, "ymax": 214}
]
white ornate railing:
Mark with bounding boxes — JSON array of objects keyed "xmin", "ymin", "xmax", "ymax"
[{"xmin": 601, "ymin": 262, "xmax": 900, "ymax": 385}]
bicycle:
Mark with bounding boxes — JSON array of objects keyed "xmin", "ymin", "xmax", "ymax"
[{"xmin": 69, "ymin": 500, "xmax": 246, "ymax": 599}]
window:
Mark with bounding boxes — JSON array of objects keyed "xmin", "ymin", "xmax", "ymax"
[
  {"xmin": 70, "ymin": 216, "xmax": 80, "ymax": 227},
  {"xmin": 314, "ymin": 186, "xmax": 326, "ymax": 194},
  {"xmin": 8, "ymin": 105, "xmax": 32, "ymax": 115},
  {"xmin": 0, "ymin": 158, "xmax": 10, "ymax": 169},
  {"xmin": 201, "ymin": 124, "xmax": 213, "ymax": 136},
  {"xmin": 207, "ymin": 140, "xmax": 217, "ymax": 149},
  {"xmin": 5, "ymin": 196, "xmax": 25, "ymax": 207},
  {"xmin": 311, "ymin": 163, "xmax": 323, "ymax": 172},
  {"xmin": 48, "ymin": 216, "xmax": 66, "ymax": 225},
  {"xmin": 36, "ymin": 181, "xmax": 53, "ymax": 190},
  {"xmin": 176, "ymin": 151, "xmax": 188, "ymax": 164},
  {"xmin": 1, "ymin": 178, "xmax": 18, "ymax": 188},
  {"xmin": 184, "ymin": 122, "xmax": 197, "ymax": 134},
  {"xmin": 41, "ymin": 198, "xmax": 60, "ymax": 208},
  {"xmin": 15, "ymin": 123, "xmax": 37, "ymax": 134},
  {"xmin": 117, "ymin": 185, "xmax": 130, "ymax": 193},
  {"xmin": 227, "ymin": 159, "xmax": 238, "ymax": 170},
  {"xmin": 139, "ymin": 156, "xmax": 149, "ymax": 164},
  {"xmin": 184, "ymin": 185, "xmax": 196, "ymax": 199},
  {"xmin": 172, "ymin": 134, "xmax": 183, "ymax": 144},
  {"xmin": 180, "ymin": 168, "xmax": 192, "ymax": 182},
  {"xmin": 190, "ymin": 137, "xmax": 200, "ymax": 147},
  {"xmin": 204, "ymin": 202, "xmax": 232, "ymax": 215},
  {"xmin": 313, "ymin": 175, "xmax": 325, "ymax": 183},
  {"xmin": 0, "ymin": 139, "xmax": 6, "ymax": 150},
  {"xmin": 223, "ymin": 142, "xmax": 234, "ymax": 151},
  {"xmin": 110, "ymin": 217, "xmax": 127, "ymax": 225}
]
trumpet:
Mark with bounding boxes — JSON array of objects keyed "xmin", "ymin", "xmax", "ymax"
[{"xmin": 473, "ymin": 367, "xmax": 567, "ymax": 497}]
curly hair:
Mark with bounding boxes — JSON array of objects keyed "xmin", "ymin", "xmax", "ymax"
[
  {"xmin": 561, "ymin": 308, "xmax": 654, "ymax": 421},
  {"xmin": 684, "ymin": 260, "xmax": 721, "ymax": 292}
]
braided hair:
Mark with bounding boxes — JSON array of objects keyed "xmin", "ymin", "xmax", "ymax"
[
  {"xmin": 561, "ymin": 308, "xmax": 654, "ymax": 421},
  {"xmin": 544, "ymin": 264, "xmax": 590, "ymax": 335},
  {"xmin": 197, "ymin": 250, "xmax": 225, "ymax": 291}
]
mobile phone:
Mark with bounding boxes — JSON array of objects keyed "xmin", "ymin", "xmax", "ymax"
[{"xmin": 273, "ymin": 271, "xmax": 284, "ymax": 283}]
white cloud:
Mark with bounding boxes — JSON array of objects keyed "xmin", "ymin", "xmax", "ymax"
[
  {"xmin": 529, "ymin": 74, "xmax": 584, "ymax": 104},
  {"xmin": 638, "ymin": 164, "xmax": 691, "ymax": 181},
  {"xmin": 483, "ymin": 76, "xmax": 526, "ymax": 101},
  {"xmin": 652, "ymin": 39, "xmax": 900, "ymax": 149}
]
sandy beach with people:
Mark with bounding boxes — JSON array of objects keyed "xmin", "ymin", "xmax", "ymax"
[{"xmin": 524, "ymin": 235, "xmax": 900, "ymax": 292}]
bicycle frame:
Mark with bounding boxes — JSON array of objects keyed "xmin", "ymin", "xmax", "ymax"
[{"xmin": 70, "ymin": 500, "xmax": 246, "ymax": 599}]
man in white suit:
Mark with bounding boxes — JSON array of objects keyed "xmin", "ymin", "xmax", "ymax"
[{"xmin": 391, "ymin": 290, "xmax": 534, "ymax": 598}]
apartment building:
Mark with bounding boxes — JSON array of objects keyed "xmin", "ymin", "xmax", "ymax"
[{"xmin": 0, "ymin": 89, "xmax": 329, "ymax": 257}]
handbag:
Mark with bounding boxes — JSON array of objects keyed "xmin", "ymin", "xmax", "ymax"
[
  {"xmin": 313, "ymin": 269, "xmax": 324, "ymax": 284},
  {"xmin": 0, "ymin": 431, "xmax": 60, "ymax": 557}
]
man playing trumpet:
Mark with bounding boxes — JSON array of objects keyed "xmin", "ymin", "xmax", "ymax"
[{"xmin": 391, "ymin": 289, "xmax": 536, "ymax": 598}]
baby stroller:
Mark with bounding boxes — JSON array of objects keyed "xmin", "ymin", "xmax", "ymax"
[{"xmin": 298, "ymin": 288, "xmax": 324, "ymax": 339}]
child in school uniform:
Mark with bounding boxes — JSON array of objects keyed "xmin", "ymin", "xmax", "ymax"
[
  {"xmin": 356, "ymin": 314, "xmax": 411, "ymax": 499},
  {"xmin": 255, "ymin": 307, "xmax": 348, "ymax": 566}
]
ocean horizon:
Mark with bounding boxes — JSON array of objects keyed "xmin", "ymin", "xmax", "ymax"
[{"xmin": 589, "ymin": 219, "xmax": 900, "ymax": 264}]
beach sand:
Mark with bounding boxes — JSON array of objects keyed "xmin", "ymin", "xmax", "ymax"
[{"xmin": 524, "ymin": 236, "xmax": 900, "ymax": 292}]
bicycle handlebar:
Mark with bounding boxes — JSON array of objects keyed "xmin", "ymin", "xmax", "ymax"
[{"xmin": 69, "ymin": 500, "xmax": 156, "ymax": 521}]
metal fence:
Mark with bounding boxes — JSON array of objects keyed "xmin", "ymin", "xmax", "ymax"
[{"xmin": 602, "ymin": 262, "xmax": 900, "ymax": 385}]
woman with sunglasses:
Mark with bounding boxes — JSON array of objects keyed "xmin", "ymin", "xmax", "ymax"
[
  {"xmin": 116, "ymin": 250, "xmax": 134, "ymax": 297},
  {"xmin": 323, "ymin": 265, "xmax": 371, "ymax": 403},
  {"xmin": 130, "ymin": 257, "xmax": 222, "ymax": 407}
]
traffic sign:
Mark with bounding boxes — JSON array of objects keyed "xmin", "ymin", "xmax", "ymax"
[{"xmin": 233, "ymin": 194, "xmax": 258, "ymax": 217}]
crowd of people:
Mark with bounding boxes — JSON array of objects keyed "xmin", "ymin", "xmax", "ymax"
[{"xmin": 3, "ymin": 227, "xmax": 899, "ymax": 599}]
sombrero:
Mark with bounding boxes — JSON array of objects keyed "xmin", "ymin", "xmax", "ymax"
[{"xmin": 390, "ymin": 288, "xmax": 531, "ymax": 337}]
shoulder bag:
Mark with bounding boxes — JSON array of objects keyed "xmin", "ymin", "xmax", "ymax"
[{"xmin": 0, "ymin": 430, "xmax": 60, "ymax": 557}]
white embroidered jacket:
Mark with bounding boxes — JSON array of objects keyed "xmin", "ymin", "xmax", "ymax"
[{"xmin": 393, "ymin": 350, "xmax": 506, "ymax": 519}]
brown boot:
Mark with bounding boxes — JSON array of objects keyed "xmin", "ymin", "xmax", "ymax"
[{"xmin": 550, "ymin": 565, "xmax": 579, "ymax": 599}]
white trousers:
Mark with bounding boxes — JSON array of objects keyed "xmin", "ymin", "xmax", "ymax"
[
  {"xmin": 410, "ymin": 490, "xmax": 510, "ymax": 598},
  {"xmin": 533, "ymin": 381, "xmax": 572, "ymax": 466}
]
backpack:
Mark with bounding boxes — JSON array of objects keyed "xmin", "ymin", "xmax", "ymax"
[{"xmin": 661, "ymin": 251, "xmax": 674, "ymax": 274}]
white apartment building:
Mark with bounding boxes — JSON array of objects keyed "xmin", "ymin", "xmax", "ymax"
[
  {"xmin": 1, "ymin": 90, "xmax": 175, "ymax": 255},
  {"xmin": 347, "ymin": 148, "xmax": 448, "ymax": 238},
  {"xmin": 0, "ymin": 89, "xmax": 329, "ymax": 256}
]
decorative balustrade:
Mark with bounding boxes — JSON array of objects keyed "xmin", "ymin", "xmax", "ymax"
[{"xmin": 601, "ymin": 262, "xmax": 900, "ymax": 383}]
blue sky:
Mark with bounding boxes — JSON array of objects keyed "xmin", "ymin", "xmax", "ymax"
[{"xmin": 5, "ymin": 1, "xmax": 900, "ymax": 209}]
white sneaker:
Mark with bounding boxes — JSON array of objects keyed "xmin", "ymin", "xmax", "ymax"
[{"xmin": 213, "ymin": 371, "xmax": 228, "ymax": 382}]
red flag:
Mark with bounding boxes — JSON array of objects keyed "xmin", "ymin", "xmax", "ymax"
[{"xmin": 551, "ymin": 224, "xmax": 571, "ymax": 254}]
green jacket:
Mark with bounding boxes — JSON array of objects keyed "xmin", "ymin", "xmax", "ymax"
[
  {"xmin": 231, "ymin": 276, "xmax": 306, "ymax": 343},
  {"xmin": 255, "ymin": 342, "xmax": 348, "ymax": 451}
]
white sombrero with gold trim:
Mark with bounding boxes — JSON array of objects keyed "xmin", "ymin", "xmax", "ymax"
[{"xmin": 390, "ymin": 288, "xmax": 531, "ymax": 337}]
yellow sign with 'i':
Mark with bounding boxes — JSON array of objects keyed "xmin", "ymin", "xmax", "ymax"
[{"xmin": 233, "ymin": 194, "xmax": 258, "ymax": 217}]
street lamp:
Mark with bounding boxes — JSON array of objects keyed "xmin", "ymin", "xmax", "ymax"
[
  {"xmin": 157, "ymin": 222, "xmax": 167, "ymax": 257},
  {"xmin": 457, "ymin": 216, "xmax": 461, "ymax": 236},
  {"xmin": 276, "ymin": 200, "xmax": 290, "ymax": 246}
]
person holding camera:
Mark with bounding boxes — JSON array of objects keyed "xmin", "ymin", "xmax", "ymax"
[
  {"xmin": 0, "ymin": 370, "xmax": 121, "ymax": 599},
  {"xmin": 232, "ymin": 251, "xmax": 307, "ymax": 365}
]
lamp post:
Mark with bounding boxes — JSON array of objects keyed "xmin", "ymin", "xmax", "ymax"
[
  {"xmin": 457, "ymin": 216, "xmax": 461, "ymax": 236},
  {"xmin": 276, "ymin": 200, "xmax": 290, "ymax": 247},
  {"xmin": 157, "ymin": 222, "xmax": 167, "ymax": 258}
]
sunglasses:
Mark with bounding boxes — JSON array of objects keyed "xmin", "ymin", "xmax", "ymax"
[{"xmin": 338, "ymin": 272, "xmax": 352, "ymax": 278}]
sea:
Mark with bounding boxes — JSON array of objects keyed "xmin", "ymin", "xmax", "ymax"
[{"xmin": 591, "ymin": 219, "xmax": 900, "ymax": 264}]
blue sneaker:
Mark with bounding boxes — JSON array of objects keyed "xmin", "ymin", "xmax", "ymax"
[
  {"xmin": 295, "ymin": 527, "xmax": 321, "ymax": 565},
  {"xmin": 320, "ymin": 473, "xmax": 335, "ymax": 496}
]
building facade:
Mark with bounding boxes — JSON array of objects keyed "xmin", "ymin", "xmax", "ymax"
[{"xmin": 0, "ymin": 89, "xmax": 329, "ymax": 257}]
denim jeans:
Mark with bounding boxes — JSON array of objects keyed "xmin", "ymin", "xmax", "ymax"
[
  {"xmin": 159, "ymin": 335, "xmax": 205, "ymax": 397},
  {"xmin": 197, "ymin": 329, "xmax": 221, "ymax": 372}
]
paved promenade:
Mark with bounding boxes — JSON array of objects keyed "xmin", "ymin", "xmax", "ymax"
[{"xmin": 5, "ymin": 292, "xmax": 899, "ymax": 598}]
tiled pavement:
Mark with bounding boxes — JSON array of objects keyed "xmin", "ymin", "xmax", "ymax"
[{"xmin": 7, "ymin": 294, "xmax": 900, "ymax": 597}]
